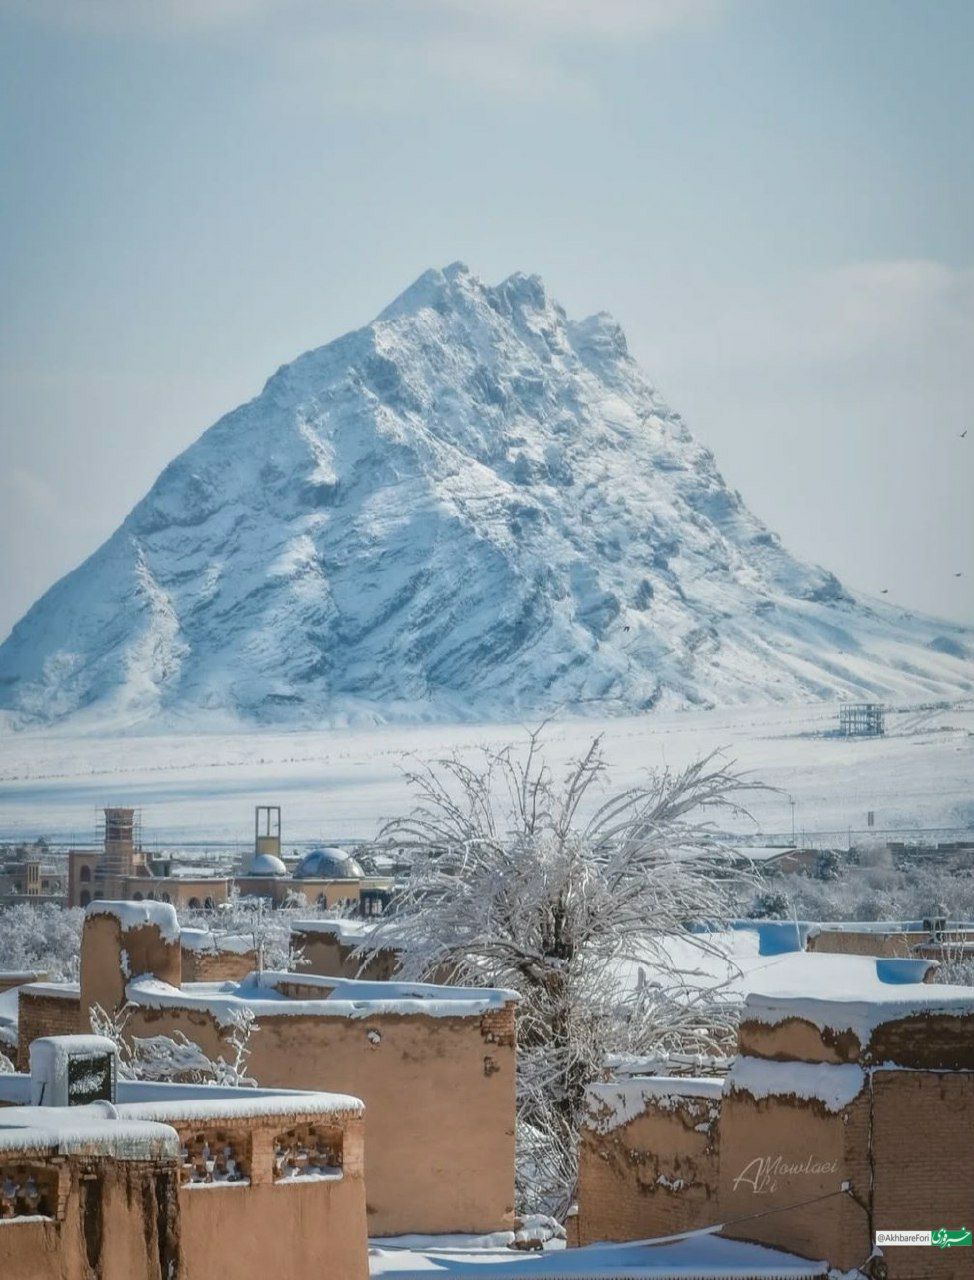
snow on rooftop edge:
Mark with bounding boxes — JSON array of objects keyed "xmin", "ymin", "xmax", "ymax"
[
  {"xmin": 0, "ymin": 1105, "xmax": 180, "ymax": 1160},
  {"xmin": 291, "ymin": 918, "xmax": 377, "ymax": 941},
  {"xmin": 743, "ymin": 983, "xmax": 974, "ymax": 1041},
  {"xmin": 125, "ymin": 970, "xmax": 517, "ymax": 1027},
  {"xmin": 180, "ymin": 928, "xmax": 254, "ymax": 955},
  {"xmin": 86, "ymin": 900, "xmax": 180, "ymax": 944},
  {"xmin": 726, "ymin": 1057, "xmax": 865, "ymax": 1112}
]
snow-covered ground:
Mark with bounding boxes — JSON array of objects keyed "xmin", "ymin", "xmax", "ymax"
[
  {"xmin": 368, "ymin": 1231, "xmax": 827, "ymax": 1278},
  {"xmin": 0, "ymin": 701, "xmax": 970, "ymax": 845}
]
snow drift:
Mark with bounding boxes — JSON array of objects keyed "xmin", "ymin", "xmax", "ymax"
[{"xmin": 0, "ymin": 262, "xmax": 971, "ymax": 728}]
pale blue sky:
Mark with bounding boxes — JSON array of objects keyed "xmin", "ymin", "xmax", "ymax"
[{"xmin": 1, "ymin": 0, "xmax": 972, "ymax": 640}]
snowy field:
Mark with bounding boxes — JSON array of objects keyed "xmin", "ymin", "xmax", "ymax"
[{"xmin": 0, "ymin": 700, "xmax": 970, "ymax": 847}]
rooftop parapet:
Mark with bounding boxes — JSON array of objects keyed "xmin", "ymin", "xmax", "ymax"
[{"xmin": 739, "ymin": 977, "xmax": 974, "ymax": 1069}]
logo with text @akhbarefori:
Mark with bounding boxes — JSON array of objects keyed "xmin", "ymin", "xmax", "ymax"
[{"xmin": 876, "ymin": 1228, "xmax": 972, "ymax": 1249}]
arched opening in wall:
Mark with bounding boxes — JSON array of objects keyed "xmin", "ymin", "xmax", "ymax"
[
  {"xmin": 204, "ymin": 897, "xmax": 214, "ymax": 910},
  {"xmin": 188, "ymin": 898, "xmax": 201, "ymax": 910},
  {"xmin": 147, "ymin": 892, "xmax": 156, "ymax": 901},
  {"xmin": 79, "ymin": 865, "xmax": 92, "ymax": 883},
  {"xmin": 132, "ymin": 891, "xmax": 143, "ymax": 901},
  {"xmin": 79, "ymin": 890, "xmax": 91, "ymax": 907}
]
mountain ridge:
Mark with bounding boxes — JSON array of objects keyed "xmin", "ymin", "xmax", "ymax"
[{"xmin": 1, "ymin": 262, "xmax": 971, "ymax": 728}]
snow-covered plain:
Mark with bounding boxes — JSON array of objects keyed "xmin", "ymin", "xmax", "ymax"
[{"xmin": 0, "ymin": 700, "xmax": 970, "ymax": 845}]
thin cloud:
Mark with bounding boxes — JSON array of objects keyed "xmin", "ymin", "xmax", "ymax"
[
  {"xmin": 2, "ymin": 0, "xmax": 726, "ymax": 106},
  {"xmin": 3, "ymin": 0, "xmax": 725, "ymax": 40}
]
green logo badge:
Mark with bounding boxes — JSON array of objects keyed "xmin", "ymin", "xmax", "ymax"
[{"xmin": 931, "ymin": 1228, "xmax": 972, "ymax": 1249}]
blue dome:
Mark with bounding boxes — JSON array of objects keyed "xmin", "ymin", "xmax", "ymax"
[{"xmin": 293, "ymin": 848, "xmax": 365, "ymax": 880}]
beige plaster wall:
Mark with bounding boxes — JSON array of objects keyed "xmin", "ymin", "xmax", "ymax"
[
  {"xmin": 121, "ymin": 999, "xmax": 517, "ymax": 1237},
  {"xmin": 0, "ymin": 1157, "xmax": 181, "ymax": 1280},
  {"xmin": 718, "ymin": 1090, "xmax": 871, "ymax": 1272},
  {"xmin": 80, "ymin": 913, "xmax": 182, "ymax": 1016}
]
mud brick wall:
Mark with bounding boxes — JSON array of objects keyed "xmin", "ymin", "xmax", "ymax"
[
  {"xmin": 578, "ymin": 1090, "xmax": 720, "ymax": 1245},
  {"xmin": 17, "ymin": 992, "xmax": 85, "ymax": 1070},
  {"xmin": 180, "ymin": 948, "xmax": 255, "ymax": 983},
  {"xmin": 871, "ymin": 1070, "xmax": 974, "ymax": 1280}
]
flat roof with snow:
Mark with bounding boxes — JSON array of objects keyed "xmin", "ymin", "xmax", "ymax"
[{"xmin": 124, "ymin": 969, "xmax": 517, "ymax": 1027}]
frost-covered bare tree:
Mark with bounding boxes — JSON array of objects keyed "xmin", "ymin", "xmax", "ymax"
[
  {"xmin": 0, "ymin": 904, "xmax": 84, "ymax": 982},
  {"xmin": 361, "ymin": 729, "xmax": 760, "ymax": 1215}
]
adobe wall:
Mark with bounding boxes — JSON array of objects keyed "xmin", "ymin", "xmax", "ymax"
[
  {"xmin": 871, "ymin": 1070, "xmax": 974, "ymax": 1280},
  {"xmin": 738, "ymin": 1016, "xmax": 861, "ymax": 1065},
  {"xmin": 295, "ymin": 930, "xmax": 400, "ymax": 981},
  {"xmin": 718, "ymin": 1086, "xmax": 871, "ymax": 1271},
  {"xmin": 80, "ymin": 909, "xmax": 182, "ymax": 1016},
  {"xmin": 0, "ymin": 1156, "xmax": 182, "ymax": 1280},
  {"xmin": 180, "ymin": 946, "xmax": 256, "ymax": 983},
  {"xmin": 577, "ymin": 1087, "xmax": 720, "ymax": 1245},
  {"xmin": 120, "ymin": 998, "xmax": 517, "ymax": 1237},
  {"xmin": 806, "ymin": 929, "xmax": 928, "ymax": 958},
  {"xmin": 177, "ymin": 1112, "xmax": 367, "ymax": 1280},
  {"xmin": 0, "ymin": 1128, "xmax": 369, "ymax": 1280}
]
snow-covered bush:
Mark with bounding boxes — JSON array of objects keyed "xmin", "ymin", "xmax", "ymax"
[
  {"xmin": 90, "ymin": 1002, "xmax": 259, "ymax": 1086},
  {"xmin": 0, "ymin": 903, "xmax": 84, "ymax": 981},
  {"xmin": 361, "ymin": 729, "xmax": 759, "ymax": 1216}
]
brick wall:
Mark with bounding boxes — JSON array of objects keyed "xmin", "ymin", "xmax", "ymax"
[
  {"xmin": 17, "ymin": 991, "xmax": 84, "ymax": 1069},
  {"xmin": 872, "ymin": 1070, "xmax": 974, "ymax": 1279},
  {"xmin": 181, "ymin": 948, "xmax": 255, "ymax": 983}
]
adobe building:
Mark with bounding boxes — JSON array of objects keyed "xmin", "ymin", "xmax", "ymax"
[
  {"xmin": 66, "ymin": 804, "xmax": 392, "ymax": 917},
  {"xmin": 578, "ymin": 963, "xmax": 974, "ymax": 1279},
  {"xmin": 0, "ymin": 843, "xmax": 66, "ymax": 907},
  {"xmin": 67, "ymin": 808, "xmax": 231, "ymax": 911},
  {"xmin": 19, "ymin": 900, "xmax": 519, "ymax": 1239},
  {"xmin": 0, "ymin": 1034, "xmax": 368, "ymax": 1280}
]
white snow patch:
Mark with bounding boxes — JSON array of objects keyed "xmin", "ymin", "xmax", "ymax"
[
  {"xmin": 586, "ymin": 1078, "xmax": 722, "ymax": 1135},
  {"xmin": 125, "ymin": 969, "xmax": 516, "ymax": 1028},
  {"xmin": 725, "ymin": 1057, "xmax": 865, "ymax": 1112},
  {"xmin": 86, "ymin": 900, "xmax": 180, "ymax": 945}
]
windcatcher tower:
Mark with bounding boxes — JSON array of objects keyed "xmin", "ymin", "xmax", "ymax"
[{"xmin": 247, "ymin": 805, "xmax": 282, "ymax": 874}]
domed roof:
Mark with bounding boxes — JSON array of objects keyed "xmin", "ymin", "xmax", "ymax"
[
  {"xmin": 250, "ymin": 852, "xmax": 288, "ymax": 876},
  {"xmin": 293, "ymin": 847, "xmax": 365, "ymax": 880}
]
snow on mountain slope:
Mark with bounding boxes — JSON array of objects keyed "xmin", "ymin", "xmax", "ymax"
[{"xmin": 0, "ymin": 262, "xmax": 971, "ymax": 728}]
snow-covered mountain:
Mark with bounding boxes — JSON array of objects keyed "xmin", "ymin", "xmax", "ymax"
[{"xmin": 1, "ymin": 262, "xmax": 971, "ymax": 729}]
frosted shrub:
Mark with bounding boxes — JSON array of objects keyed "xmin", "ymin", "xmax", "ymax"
[{"xmin": 90, "ymin": 1002, "xmax": 259, "ymax": 1087}]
